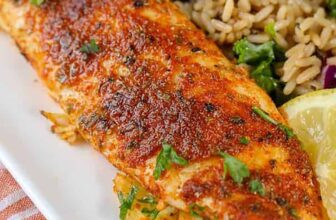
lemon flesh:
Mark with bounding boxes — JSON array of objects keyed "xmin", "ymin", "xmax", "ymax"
[{"xmin": 280, "ymin": 89, "xmax": 336, "ymax": 220}]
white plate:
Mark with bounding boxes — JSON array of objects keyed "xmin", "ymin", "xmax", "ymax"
[{"xmin": 0, "ymin": 33, "xmax": 119, "ymax": 219}]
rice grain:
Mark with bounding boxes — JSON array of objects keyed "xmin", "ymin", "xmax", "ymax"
[{"xmin": 175, "ymin": 0, "xmax": 335, "ymax": 95}]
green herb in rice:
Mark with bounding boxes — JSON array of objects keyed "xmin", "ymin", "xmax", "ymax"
[
  {"xmin": 30, "ymin": 0, "xmax": 44, "ymax": 5},
  {"xmin": 327, "ymin": 0, "xmax": 336, "ymax": 17},
  {"xmin": 264, "ymin": 22, "xmax": 276, "ymax": 39},
  {"xmin": 233, "ymin": 39, "xmax": 285, "ymax": 94}
]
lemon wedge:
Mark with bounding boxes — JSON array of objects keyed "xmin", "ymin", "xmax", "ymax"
[{"xmin": 279, "ymin": 89, "xmax": 336, "ymax": 219}]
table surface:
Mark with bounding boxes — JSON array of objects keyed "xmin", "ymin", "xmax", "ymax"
[{"xmin": 0, "ymin": 162, "xmax": 45, "ymax": 220}]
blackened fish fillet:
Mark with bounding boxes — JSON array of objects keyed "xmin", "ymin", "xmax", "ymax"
[{"xmin": 0, "ymin": 0, "xmax": 324, "ymax": 219}]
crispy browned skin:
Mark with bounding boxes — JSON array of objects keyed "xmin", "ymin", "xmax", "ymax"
[{"xmin": 0, "ymin": 0, "xmax": 324, "ymax": 219}]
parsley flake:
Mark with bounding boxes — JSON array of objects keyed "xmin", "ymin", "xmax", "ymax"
[
  {"xmin": 30, "ymin": 0, "xmax": 44, "ymax": 6},
  {"xmin": 118, "ymin": 186, "xmax": 138, "ymax": 220},
  {"xmin": 141, "ymin": 208, "xmax": 160, "ymax": 220},
  {"xmin": 233, "ymin": 39, "xmax": 286, "ymax": 94},
  {"xmin": 264, "ymin": 22, "xmax": 276, "ymax": 38},
  {"xmin": 288, "ymin": 207, "xmax": 299, "ymax": 219},
  {"xmin": 250, "ymin": 60, "xmax": 279, "ymax": 93},
  {"xmin": 327, "ymin": 0, "xmax": 336, "ymax": 17},
  {"xmin": 252, "ymin": 106, "xmax": 294, "ymax": 138},
  {"xmin": 80, "ymin": 39, "xmax": 100, "ymax": 54},
  {"xmin": 233, "ymin": 39, "xmax": 275, "ymax": 65},
  {"xmin": 239, "ymin": 136, "xmax": 250, "ymax": 145},
  {"xmin": 138, "ymin": 196, "xmax": 157, "ymax": 205},
  {"xmin": 153, "ymin": 143, "xmax": 188, "ymax": 180},
  {"xmin": 249, "ymin": 179, "xmax": 266, "ymax": 196},
  {"xmin": 219, "ymin": 152, "xmax": 250, "ymax": 184},
  {"xmin": 189, "ymin": 204, "xmax": 205, "ymax": 219}
]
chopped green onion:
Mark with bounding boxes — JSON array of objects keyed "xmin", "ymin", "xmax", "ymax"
[
  {"xmin": 252, "ymin": 106, "xmax": 278, "ymax": 125},
  {"xmin": 278, "ymin": 124, "xmax": 295, "ymax": 138},
  {"xmin": 252, "ymin": 106, "xmax": 294, "ymax": 139},
  {"xmin": 141, "ymin": 208, "xmax": 160, "ymax": 220},
  {"xmin": 118, "ymin": 186, "xmax": 138, "ymax": 220}
]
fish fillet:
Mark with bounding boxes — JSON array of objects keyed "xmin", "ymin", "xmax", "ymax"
[{"xmin": 0, "ymin": 0, "xmax": 324, "ymax": 219}]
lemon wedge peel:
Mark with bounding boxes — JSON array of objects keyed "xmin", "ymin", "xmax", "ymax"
[{"xmin": 280, "ymin": 89, "xmax": 336, "ymax": 220}]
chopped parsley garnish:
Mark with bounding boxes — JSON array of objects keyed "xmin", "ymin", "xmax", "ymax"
[
  {"xmin": 252, "ymin": 106, "xmax": 294, "ymax": 138},
  {"xmin": 264, "ymin": 22, "xmax": 276, "ymax": 38},
  {"xmin": 153, "ymin": 143, "xmax": 188, "ymax": 180},
  {"xmin": 189, "ymin": 204, "xmax": 205, "ymax": 218},
  {"xmin": 233, "ymin": 39, "xmax": 285, "ymax": 94},
  {"xmin": 30, "ymin": 0, "xmax": 44, "ymax": 6},
  {"xmin": 327, "ymin": 0, "xmax": 336, "ymax": 17},
  {"xmin": 118, "ymin": 186, "xmax": 138, "ymax": 220},
  {"xmin": 239, "ymin": 136, "xmax": 250, "ymax": 145},
  {"xmin": 288, "ymin": 207, "xmax": 299, "ymax": 218},
  {"xmin": 233, "ymin": 39, "xmax": 275, "ymax": 65},
  {"xmin": 141, "ymin": 208, "xmax": 160, "ymax": 220},
  {"xmin": 249, "ymin": 179, "xmax": 265, "ymax": 196},
  {"xmin": 138, "ymin": 196, "xmax": 157, "ymax": 205},
  {"xmin": 219, "ymin": 151, "xmax": 250, "ymax": 184},
  {"xmin": 250, "ymin": 60, "xmax": 278, "ymax": 93},
  {"xmin": 80, "ymin": 39, "xmax": 100, "ymax": 54}
]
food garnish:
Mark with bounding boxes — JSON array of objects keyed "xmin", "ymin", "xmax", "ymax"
[
  {"xmin": 138, "ymin": 196, "xmax": 157, "ymax": 205},
  {"xmin": 239, "ymin": 136, "xmax": 250, "ymax": 145},
  {"xmin": 252, "ymin": 106, "xmax": 294, "ymax": 138},
  {"xmin": 264, "ymin": 22, "xmax": 276, "ymax": 39},
  {"xmin": 233, "ymin": 39, "xmax": 275, "ymax": 65},
  {"xmin": 80, "ymin": 39, "xmax": 100, "ymax": 54},
  {"xmin": 219, "ymin": 152, "xmax": 250, "ymax": 184},
  {"xmin": 153, "ymin": 143, "xmax": 188, "ymax": 180},
  {"xmin": 30, "ymin": 0, "xmax": 44, "ymax": 6},
  {"xmin": 141, "ymin": 208, "xmax": 160, "ymax": 220},
  {"xmin": 288, "ymin": 207, "xmax": 299, "ymax": 219},
  {"xmin": 189, "ymin": 204, "xmax": 205, "ymax": 218},
  {"xmin": 249, "ymin": 179, "xmax": 265, "ymax": 196},
  {"xmin": 233, "ymin": 39, "xmax": 285, "ymax": 93},
  {"xmin": 327, "ymin": 0, "xmax": 336, "ymax": 17},
  {"xmin": 118, "ymin": 186, "xmax": 138, "ymax": 220}
]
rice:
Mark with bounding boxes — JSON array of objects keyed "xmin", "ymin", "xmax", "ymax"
[{"xmin": 175, "ymin": 0, "xmax": 336, "ymax": 96}]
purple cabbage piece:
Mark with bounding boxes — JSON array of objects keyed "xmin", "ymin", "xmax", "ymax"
[{"xmin": 322, "ymin": 65, "xmax": 336, "ymax": 89}]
